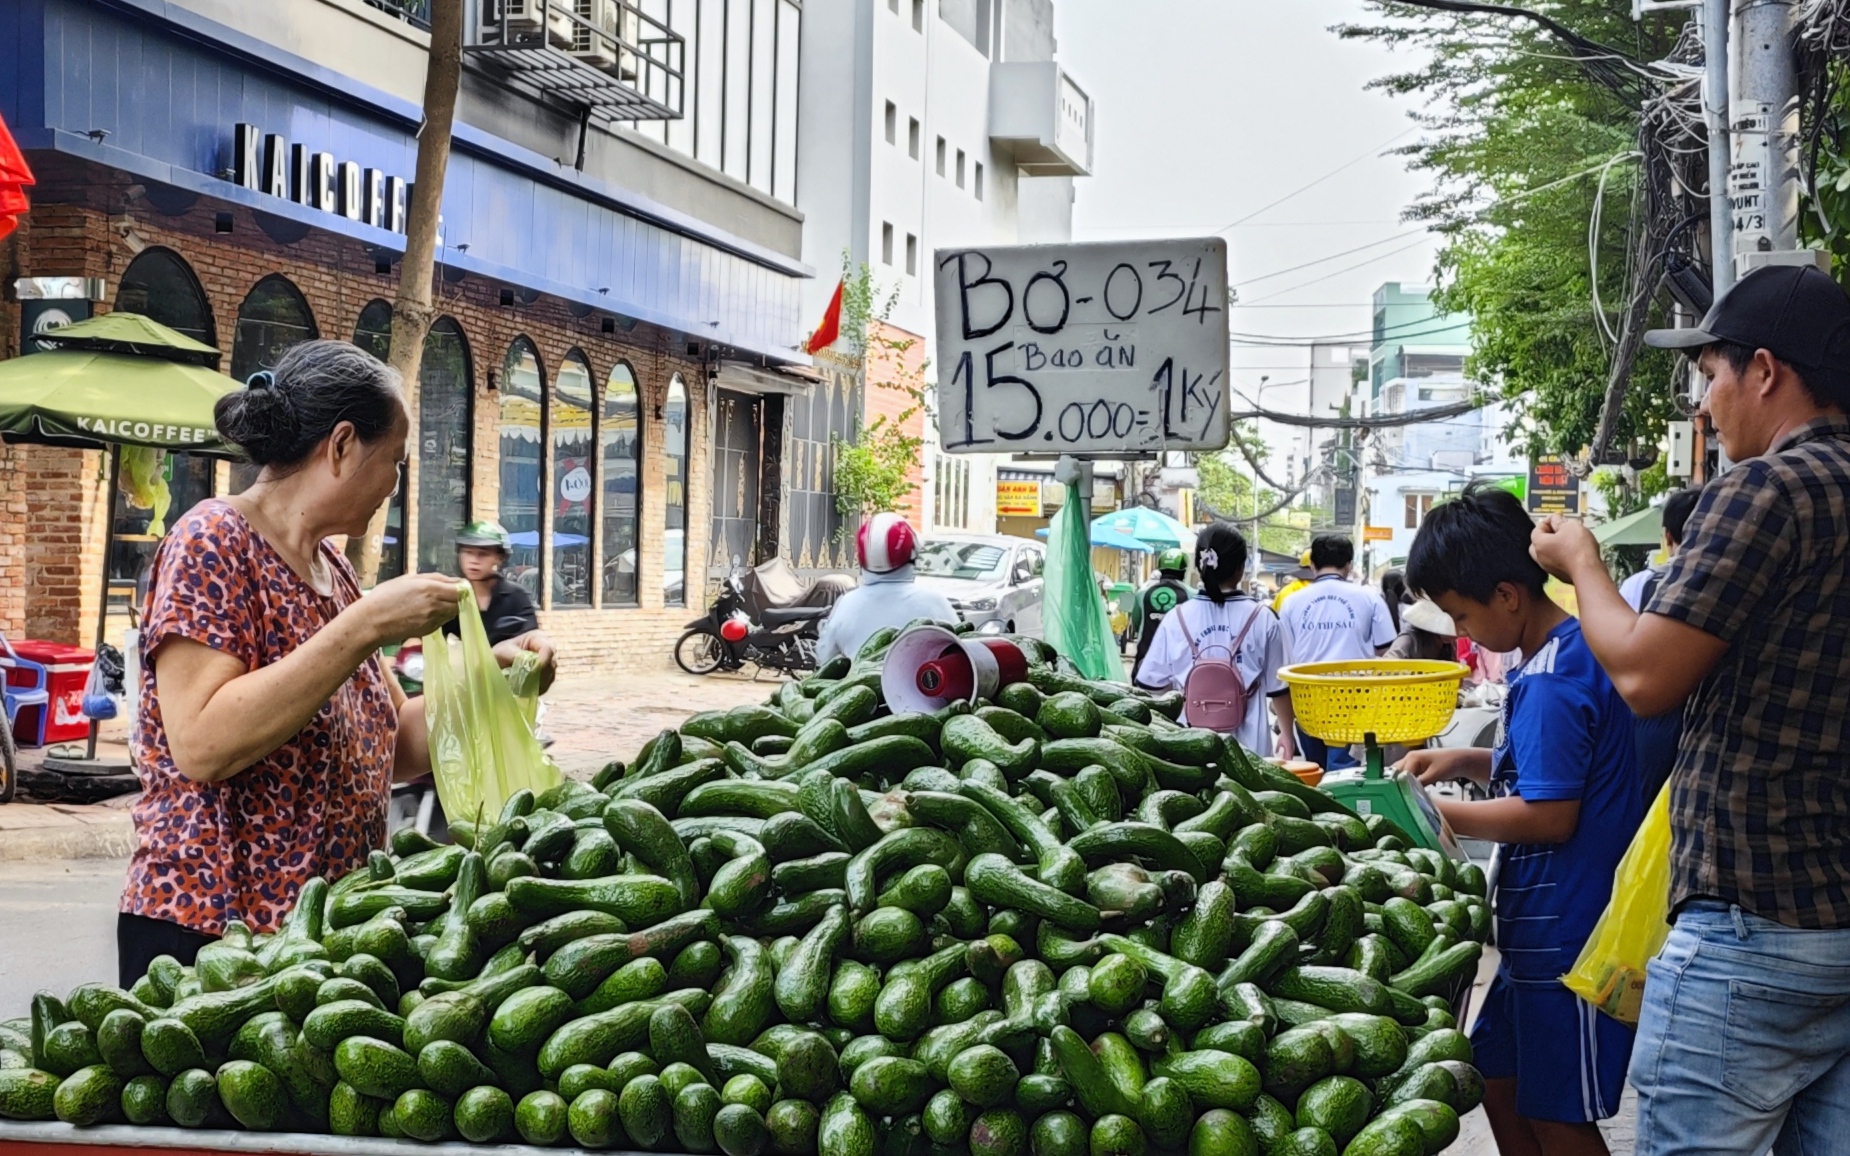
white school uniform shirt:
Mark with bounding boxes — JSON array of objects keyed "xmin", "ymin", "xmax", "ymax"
[
  {"xmin": 1137, "ymin": 595, "xmax": 1287, "ymax": 752},
  {"xmin": 1278, "ymin": 574, "xmax": 1397, "ymax": 665}
]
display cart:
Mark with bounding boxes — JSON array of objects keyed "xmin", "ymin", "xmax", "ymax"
[
  {"xmin": 1279, "ymin": 657, "xmax": 1484, "ymax": 1022},
  {"xmin": 0, "ymin": 1122, "xmax": 523, "ymax": 1156}
]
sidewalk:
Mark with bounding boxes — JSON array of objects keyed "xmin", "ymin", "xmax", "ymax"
[{"xmin": 0, "ymin": 663, "xmax": 783, "ymax": 860}]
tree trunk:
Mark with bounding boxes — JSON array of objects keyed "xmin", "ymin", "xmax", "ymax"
[{"xmin": 351, "ymin": 0, "xmax": 465, "ymax": 584}]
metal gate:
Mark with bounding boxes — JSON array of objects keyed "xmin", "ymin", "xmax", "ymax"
[{"xmin": 710, "ymin": 389, "xmax": 762, "ymax": 575}]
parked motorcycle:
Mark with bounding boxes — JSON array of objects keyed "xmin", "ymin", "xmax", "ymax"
[{"xmin": 674, "ymin": 559, "xmax": 841, "ymax": 677}]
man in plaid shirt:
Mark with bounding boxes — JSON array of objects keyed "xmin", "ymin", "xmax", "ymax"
[{"xmin": 1532, "ymin": 263, "xmax": 1850, "ymax": 1155}]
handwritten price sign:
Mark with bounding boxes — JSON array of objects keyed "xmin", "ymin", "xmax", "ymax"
[{"xmin": 932, "ymin": 238, "xmax": 1231, "ymax": 456}]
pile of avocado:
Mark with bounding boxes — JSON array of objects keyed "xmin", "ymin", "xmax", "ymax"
[{"xmin": 0, "ymin": 624, "xmax": 1490, "ymax": 1156}]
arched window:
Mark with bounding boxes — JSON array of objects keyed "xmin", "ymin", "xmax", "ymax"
[
  {"xmin": 418, "ymin": 319, "xmax": 473, "ymax": 574},
  {"xmin": 230, "ymin": 276, "xmax": 318, "ymax": 493},
  {"xmin": 551, "ymin": 352, "xmax": 594, "ymax": 608},
  {"xmin": 353, "ymin": 299, "xmax": 393, "ymax": 362},
  {"xmin": 351, "ymin": 300, "xmax": 404, "ymax": 580},
  {"xmin": 601, "ymin": 363, "xmax": 641, "ymax": 606},
  {"xmin": 663, "ymin": 374, "xmax": 689, "ymax": 606},
  {"xmin": 116, "ymin": 248, "xmax": 216, "ymax": 346},
  {"xmin": 110, "ymin": 249, "xmax": 218, "ymax": 592},
  {"xmin": 499, "ymin": 338, "xmax": 545, "ymax": 598},
  {"xmin": 231, "ymin": 275, "xmax": 318, "ymax": 381}
]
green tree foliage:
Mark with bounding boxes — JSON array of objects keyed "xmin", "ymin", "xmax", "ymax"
[
  {"xmin": 1194, "ymin": 428, "xmax": 1317, "ymax": 556},
  {"xmin": 1337, "ymin": 1, "xmax": 1686, "ymax": 465},
  {"xmin": 831, "ymin": 259, "xmax": 926, "ymax": 523}
]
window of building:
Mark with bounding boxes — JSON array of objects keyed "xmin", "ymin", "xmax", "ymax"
[
  {"xmin": 552, "ymin": 352, "xmax": 595, "ymax": 608},
  {"xmin": 110, "ymin": 249, "xmax": 220, "ymax": 597},
  {"xmin": 974, "ymin": 161, "xmax": 984, "ymax": 200},
  {"xmin": 418, "ymin": 318, "xmax": 473, "ymax": 575},
  {"xmin": 230, "ymin": 274, "xmax": 319, "ymax": 493},
  {"xmin": 351, "ymin": 300, "xmax": 405, "ymax": 581},
  {"xmin": 912, "ymin": 0, "xmax": 923, "ymax": 31},
  {"xmin": 956, "ymin": 149, "xmax": 966, "ymax": 188},
  {"xmin": 906, "ymin": 234, "xmax": 918, "ymax": 276},
  {"xmin": 908, "ymin": 118, "xmax": 921, "ymax": 159},
  {"xmin": 888, "ymin": 0, "xmax": 897, "ymax": 11},
  {"xmin": 601, "ymin": 362, "xmax": 642, "ymax": 606},
  {"xmin": 1404, "ymin": 492, "xmax": 1436, "ymax": 530},
  {"xmin": 882, "ymin": 222, "xmax": 894, "ymax": 265},
  {"xmin": 884, "ymin": 101, "xmax": 897, "ymax": 145},
  {"xmin": 663, "ymin": 374, "xmax": 690, "ymax": 606},
  {"xmin": 500, "ymin": 338, "xmax": 545, "ymax": 600},
  {"xmin": 936, "ymin": 137, "xmax": 946, "ymax": 176},
  {"xmin": 934, "ymin": 455, "xmax": 973, "ymax": 529}
]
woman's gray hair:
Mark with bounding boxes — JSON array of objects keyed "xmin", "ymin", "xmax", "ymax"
[{"xmin": 215, "ymin": 340, "xmax": 404, "ymax": 468}]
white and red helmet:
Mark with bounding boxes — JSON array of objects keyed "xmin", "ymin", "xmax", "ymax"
[{"xmin": 858, "ymin": 513, "xmax": 919, "ymax": 574}]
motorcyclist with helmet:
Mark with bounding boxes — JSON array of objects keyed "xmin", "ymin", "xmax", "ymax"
[
  {"xmin": 446, "ymin": 520, "xmax": 541, "ymax": 646},
  {"xmin": 1130, "ymin": 547, "xmax": 1193, "ymax": 683},
  {"xmin": 815, "ymin": 513, "xmax": 959, "ymax": 665}
]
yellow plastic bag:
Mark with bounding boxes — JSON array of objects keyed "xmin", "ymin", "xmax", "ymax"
[
  {"xmin": 422, "ymin": 587, "xmax": 560, "ymax": 825},
  {"xmin": 1561, "ymin": 782, "xmax": 1672, "ymax": 1024}
]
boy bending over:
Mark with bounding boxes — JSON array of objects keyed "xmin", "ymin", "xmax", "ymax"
[{"xmin": 1403, "ymin": 483, "xmax": 1642, "ymax": 1156}]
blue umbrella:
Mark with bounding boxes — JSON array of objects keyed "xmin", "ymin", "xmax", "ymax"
[
  {"xmin": 508, "ymin": 531, "xmax": 590, "ymax": 548},
  {"xmin": 1034, "ymin": 526, "xmax": 1154, "ymax": 553},
  {"xmin": 1091, "ymin": 506, "xmax": 1193, "ymax": 549}
]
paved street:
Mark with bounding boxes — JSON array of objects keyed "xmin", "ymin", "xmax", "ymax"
[{"xmin": 0, "ymin": 858, "xmax": 123, "ymax": 1004}]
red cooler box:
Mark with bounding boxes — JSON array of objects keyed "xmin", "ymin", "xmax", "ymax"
[{"xmin": 3, "ymin": 640, "xmax": 95, "ymax": 746}]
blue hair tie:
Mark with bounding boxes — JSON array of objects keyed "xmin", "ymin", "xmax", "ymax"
[{"xmin": 246, "ymin": 370, "xmax": 275, "ymax": 390}]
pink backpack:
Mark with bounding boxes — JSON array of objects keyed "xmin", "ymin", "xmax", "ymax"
[{"xmin": 1181, "ymin": 600, "xmax": 1263, "ymax": 733}]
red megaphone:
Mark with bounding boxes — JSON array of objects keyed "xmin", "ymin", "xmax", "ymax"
[{"xmin": 881, "ymin": 624, "xmax": 1030, "ymax": 714}]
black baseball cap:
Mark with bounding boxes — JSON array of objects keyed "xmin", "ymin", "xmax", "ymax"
[{"xmin": 1643, "ymin": 263, "xmax": 1850, "ymax": 371}]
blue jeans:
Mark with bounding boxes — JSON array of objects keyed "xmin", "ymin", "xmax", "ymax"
[
  {"xmin": 1631, "ymin": 900, "xmax": 1850, "ymax": 1155},
  {"xmin": 1295, "ymin": 726, "xmax": 1358, "ymax": 771}
]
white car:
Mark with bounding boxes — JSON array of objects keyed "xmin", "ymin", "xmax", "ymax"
[
  {"xmin": 912, "ymin": 534, "xmax": 1046, "ymax": 635},
  {"xmin": 609, "ymin": 528, "xmax": 685, "ymax": 603}
]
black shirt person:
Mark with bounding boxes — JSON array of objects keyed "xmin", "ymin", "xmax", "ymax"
[
  {"xmin": 444, "ymin": 521, "xmax": 541, "ymax": 646},
  {"xmin": 1131, "ymin": 548, "xmax": 1193, "ymax": 685}
]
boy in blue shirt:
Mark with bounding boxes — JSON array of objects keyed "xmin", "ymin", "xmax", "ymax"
[{"xmin": 1403, "ymin": 483, "xmax": 1641, "ymax": 1156}]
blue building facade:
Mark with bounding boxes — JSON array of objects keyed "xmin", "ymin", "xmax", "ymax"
[{"xmin": 0, "ymin": 0, "xmax": 841, "ymax": 670}]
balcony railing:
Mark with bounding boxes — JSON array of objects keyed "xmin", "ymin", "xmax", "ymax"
[
  {"xmin": 471, "ymin": 0, "xmax": 685, "ymax": 122},
  {"xmin": 365, "ymin": 0, "xmax": 431, "ymax": 30}
]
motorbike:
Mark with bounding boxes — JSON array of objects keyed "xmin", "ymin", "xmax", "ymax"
[{"xmin": 674, "ymin": 558, "xmax": 845, "ymax": 677}]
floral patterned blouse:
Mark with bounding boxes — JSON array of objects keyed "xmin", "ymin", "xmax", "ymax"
[{"xmin": 125, "ymin": 501, "xmax": 398, "ymax": 936}]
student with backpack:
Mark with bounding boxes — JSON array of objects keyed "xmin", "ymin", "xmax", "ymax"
[{"xmin": 1133, "ymin": 523, "xmax": 1295, "ymax": 757}]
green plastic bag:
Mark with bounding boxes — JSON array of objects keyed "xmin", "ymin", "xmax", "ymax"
[
  {"xmin": 422, "ymin": 587, "xmax": 560, "ymax": 824},
  {"xmin": 1042, "ymin": 480, "xmax": 1126, "ymax": 682}
]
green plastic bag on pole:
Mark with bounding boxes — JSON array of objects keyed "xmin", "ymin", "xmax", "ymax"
[
  {"xmin": 1042, "ymin": 480, "xmax": 1126, "ymax": 682},
  {"xmin": 422, "ymin": 587, "xmax": 560, "ymax": 825}
]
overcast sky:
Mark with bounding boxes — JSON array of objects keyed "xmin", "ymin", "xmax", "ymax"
[{"xmin": 1053, "ymin": 0, "xmax": 1443, "ymax": 474}]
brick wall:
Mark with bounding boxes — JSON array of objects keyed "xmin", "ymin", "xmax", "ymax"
[
  {"xmin": 863, "ymin": 319, "xmax": 928, "ymax": 519},
  {"xmin": 0, "ymin": 159, "xmax": 724, "ymax": 667}
]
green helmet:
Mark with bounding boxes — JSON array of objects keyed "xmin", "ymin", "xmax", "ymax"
[
  {"xmin": 456, "ymin": 520, "xmax": 511, "ymax": 553},
  {"xmin": 1157, "ymin": 548, "xmax": 1189, "ymax": 574}
]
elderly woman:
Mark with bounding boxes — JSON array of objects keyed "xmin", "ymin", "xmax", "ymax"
[{"xmin": 120, "ymin": 340, "xmax": 554, "ymax": 985}]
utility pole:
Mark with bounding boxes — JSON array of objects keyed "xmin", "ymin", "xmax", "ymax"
[{"xmin": 1727, "ymin": 0, "xmax": 1801, "ymax": 269}]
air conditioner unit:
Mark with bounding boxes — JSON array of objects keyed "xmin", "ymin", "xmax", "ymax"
[
  {"xmin": 567, "ymin": 0, "xmax": 619, "ymax": 66},
  {"xmin": 500, "ymin": 0, "xmax": 548, "ymax": 34},
  {"xmin": 614, "ymin": 3, "xmax": 641, "ymax": 80}
]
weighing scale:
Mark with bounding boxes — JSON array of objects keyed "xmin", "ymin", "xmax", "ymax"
[{"xmin": 1277, "ymin": 660, "xmax": 1473, "ymax": 860}]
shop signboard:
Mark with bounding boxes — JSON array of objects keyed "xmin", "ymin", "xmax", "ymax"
[
  {"xmin": 1526, "ymin": 454, "xmax": 1581, "ymax": 515},
  {"xmin": 934, "ymin": 238, "xmax": 1231, "ymax": 455},
  {"xmin": 996, "ymin": 480, "xmax": 1043, "ymax": 517},
  {"xmin": 1363, "ymin": 525, "xmax": 1393, "ymax": 543}
]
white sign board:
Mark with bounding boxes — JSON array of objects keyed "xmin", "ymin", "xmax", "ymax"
[{"xmin": 933, "ymin": 238, "xmax": 1230, "ymax": 456}]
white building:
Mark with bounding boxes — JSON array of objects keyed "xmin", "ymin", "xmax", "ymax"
[
  {"xmin": 1352, "ymin": 284, "xmax": 1519, "ymax": 575},
  {"xmin": 796, "ymin": 0, "xmax": 1094, "ymax": 537}
]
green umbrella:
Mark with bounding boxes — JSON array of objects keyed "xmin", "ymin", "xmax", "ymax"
[
  {"xmin": 0, "ymin": 312, "xmax": 236, "ymax": 450},
  {"xmin": 0, "ymin": 312, "xmax": 240, "ymax": 764}
]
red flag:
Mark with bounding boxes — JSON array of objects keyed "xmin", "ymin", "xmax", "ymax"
[
  {"xmin": 805, "ymin": 279, "xmax": 844, "ymax": 355},
  {"xmin": 0, "ymin": 109, "xmax": 34, "ymax": 242}
]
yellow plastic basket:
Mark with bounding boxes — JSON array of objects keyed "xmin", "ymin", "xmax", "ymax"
[{"xmin": 1277, "ymin": 660, "xmax": 1470, "ymax": 745}]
